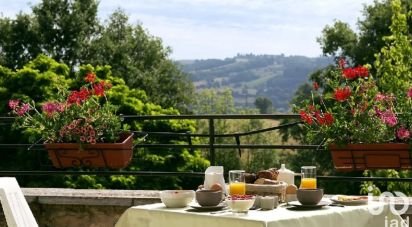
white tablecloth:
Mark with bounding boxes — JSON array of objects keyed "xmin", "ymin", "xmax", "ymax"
[{"xmin": 115, "ymin": 201, "xmax": 406, "ymax": 227}]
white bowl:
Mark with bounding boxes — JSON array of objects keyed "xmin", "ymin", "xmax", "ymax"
[
  {"xmin": 226, "ymin": 195, "xmax": 255, "ymax": 213},
  {"xmin": 160, "ymin": 190, "xmax": 195, "ymax": 208}
]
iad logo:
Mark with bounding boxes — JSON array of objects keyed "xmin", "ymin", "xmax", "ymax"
[
  {"xmin": 366, "ymin": 187, "xmax": 409, "ymax": 227},
  {"xmin": 368, "ymin": 190, "xmax": 409, "ymax": 215},
  {"xmin": 384, "ymin": 216, "xmax": 409, "ymax": 227},
  {"xmin": 367, "ymin": 190, "xmax": 409, "ymax": 215}
]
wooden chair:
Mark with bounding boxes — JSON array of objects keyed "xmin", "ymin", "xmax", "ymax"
[{"xmin": 0, "ymin": 177, "xmax": 38, "ymax": 227}]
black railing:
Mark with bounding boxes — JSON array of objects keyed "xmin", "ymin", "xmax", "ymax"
[{"xmin": 0, "ymin": 114, "xmax": 411, "ymax": 184}]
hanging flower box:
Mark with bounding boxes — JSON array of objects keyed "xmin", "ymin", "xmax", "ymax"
[
  {"xmin": 329, "ymin": 143, "xmax": 412, "ymax": 172},
  {"xmin": 45, "ymin": 132, "xmax": 134, "ymax": 169}
]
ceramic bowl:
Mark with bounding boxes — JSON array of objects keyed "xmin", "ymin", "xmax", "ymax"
[
  {"xmin": 226, "ymin": 195, "xmax": 255, "ymax": 213},
  {"xmin": 196, "ymin": 189, "xmax": 223, "ymax": 206},
  {"xmin": 297, "ymin": 188, "xmax": 323, "ymax": 205},
  {"xmin": 160, "ymin": 190, "xmax": 195, "ymax": 208}
]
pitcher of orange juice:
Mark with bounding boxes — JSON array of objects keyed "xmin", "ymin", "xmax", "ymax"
[
  {"xmin": 229, "ymin": 170, "xmax": 246, "ymax": 195},
  {"xmin": 300, "ymin": 166, "xmax": 317, "ymax": 189}
]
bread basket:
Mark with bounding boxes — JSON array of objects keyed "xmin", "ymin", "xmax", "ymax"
[{"xmin": 245, "ymin": 181, "xmax": 287, "ymax": 202}]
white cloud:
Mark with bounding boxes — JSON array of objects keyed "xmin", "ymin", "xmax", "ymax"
[{"xmin": 1, "ymin": 0, "xmax": 375, "ymax": 59}]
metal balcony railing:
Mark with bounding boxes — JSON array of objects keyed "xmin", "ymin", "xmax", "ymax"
[{"xmin": 0, "ymin": 114, "xmax": 412, "ymax": 184}]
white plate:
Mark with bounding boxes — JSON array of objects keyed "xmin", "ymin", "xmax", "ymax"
[
  {"xmin": 190, "ymin": 204, "xmax": 227, "ymax": 211},
  {"xmin": 288, "ymin": 200, "xmax": 330, "ymax": 210},
  {"xmin": 330, "ymin": 195, "xmax": 368, "ymax": 205}
]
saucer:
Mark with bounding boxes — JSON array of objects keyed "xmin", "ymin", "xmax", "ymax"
[
  {"xmin": 288, "ymin": 200, "xmax": 330, "ymax": 210},
  {"xmin": 190, "ymin": 204, "xmax": 227, "ymax": 211}
]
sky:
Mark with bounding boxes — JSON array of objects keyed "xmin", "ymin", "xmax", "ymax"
[{"xmin": 0, "ymin": 0, "xmax": 375, "ymax": 60}]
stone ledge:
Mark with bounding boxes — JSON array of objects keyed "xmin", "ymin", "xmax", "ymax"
[
  {"xmin": 22, "ymin": 188, "xmax": 161, "ymax": 206},
  {"xmin": 20, "ymin": 188, "xmax": 412, "ymax": 213}
]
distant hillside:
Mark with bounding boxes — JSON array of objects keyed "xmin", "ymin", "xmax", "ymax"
[{"xmin": 178, "ymin": 54, "xmax": 332, "ymax": 112}]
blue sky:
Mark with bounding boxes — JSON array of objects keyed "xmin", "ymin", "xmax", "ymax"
[{"xmin": 1, "ymin": 0, "xmax": 374, "ymax": 60}]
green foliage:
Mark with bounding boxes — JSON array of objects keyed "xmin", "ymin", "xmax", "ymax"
[
  {"xmin": 9, "ymin": 67, "xmax": 122, "ymax": 144},
  {"xmin": 0, "ymin": 0, "xmax": 193, "ymax": 112},
  {"xmin": 192, "ymin": 88, "xmax": 285, "ymax": 173},
  {"xmin": 317, "ymin": 21, "xmax": 357, "ymax": 58},
  {"xmin": 374, "ymin": 0, "xmax": 412, "ymax": 95},
  {"xmin": 317, "ymin": 0, "xmax": 412, "ymax": 65},
  {"xmin": 286, "ymin": 0, "xmax": 412, "ymax": 196},
  {"xmin": 181, "ymin": 54, "xmax": 331, "ymax": 112},
  {"xmin": 32, "ymin": 0, "xmax": 100, "ymax": 70},
  {"xmin": 0, "ymin": 55, "xmax": 209, "ymax": 189},
  {"xmin": 299, "ymin": 62, "xmax": 400, "ymax": 144},
  {"xmin": 254, "ymin": 97, "xmax": 273, "ymax": 114},
  {"xmin": 361, "ymin": 169, "xmax": 412, "ymax": 196}
]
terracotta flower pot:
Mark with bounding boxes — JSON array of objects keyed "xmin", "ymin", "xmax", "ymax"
[
  {"xmin": 329, "ymin": 143, "xmax": 412, "ymax": 172},
  {"xmin": 44, "ymin": 132, "xmax": 134, "ymax": 169}
]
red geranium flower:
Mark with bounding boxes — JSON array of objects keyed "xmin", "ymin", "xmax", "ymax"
[
  {"xmin": 67, "ymin": 87, "xmax": 90, "ymax": 105},
  {"xmin": 85, "ymin": 73, "xmax": 96, "ymax": 83},
  {"xmin": 93, "ymin": 81, "xmax": 107, "ymax": 96},
  {"xmin": 334, "ymin": 86, "xmax": 351, "ymax": 102},
  {"xmin": 342, "ymin": 66, "xmax": 369, "ymax": 80},
  {"xmin": 300, "ymin": 110, "xmax": 313, "ymax": 125}
]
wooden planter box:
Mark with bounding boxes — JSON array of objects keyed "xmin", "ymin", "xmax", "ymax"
[
  {"xmin": 45, "ymin": 132, "xmax": 134, "ymax": 169},
  {"xmin": 329, "ymin": 143, "xmax": 412, "ymax": 172}
]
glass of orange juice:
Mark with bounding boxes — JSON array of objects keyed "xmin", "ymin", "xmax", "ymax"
[
  {"xmin": 300, "ymin": 166, "xmax": 317, "ymax": 189},
  {"xmin": 229, "ymin": 170, "xmax": 246, "ymax": 195}
]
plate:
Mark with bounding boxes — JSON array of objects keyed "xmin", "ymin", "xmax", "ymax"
[
  {"xmin": 287, "ymin": 200, "xmax": 330, "ymax": 210},
  {"xmin": 189, "ymin": 204, "xmax": 227, "ymax": 211},
  {"xmin": 330, "ymin": 195, "xmax": 368, "ymax": 205}
]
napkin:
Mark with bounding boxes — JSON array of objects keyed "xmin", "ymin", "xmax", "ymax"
[{"xmin": 203, "ymin": 166, "xmax": 227, "ymax": 194}]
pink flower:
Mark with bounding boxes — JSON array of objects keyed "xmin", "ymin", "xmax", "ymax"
[
  {"xmin": 8, "ymin": 99, "xmax": 20, "ymax": 110},
  {"xmin": 407, "ymin": 88, "xmax": 412, "ymax": 98},
  {"xmin": 380, "ymin": 110, "xmax": 398, "ymax": 127},
  {"xmin": 396, "ymin": 127, "xmax": 410, "ymax": 140},
  {"xmin": 89, "ymin": 129, "xmax": 96, "ymax": 137},
  {"xmin": 375, "ymin": 93, "xmax": 387, "ymax": 102},
  {"xmin": 42, "ymin": 102, "xmax": 64, "ymax": 117},
  {"xmin": 16, "ymin": 103, "xmax": 30, "ymax": 116}
]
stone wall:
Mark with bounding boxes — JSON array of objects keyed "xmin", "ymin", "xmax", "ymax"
[{"xmin": 0, "ymin": 188, "xmax": 160, "ymax": 227}]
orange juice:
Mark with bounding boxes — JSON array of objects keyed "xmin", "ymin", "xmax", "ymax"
[
  {"xmin": 229, "ymin": 182, "xmax": 246, "ymax": 195},
  {"xmin": 300, "ymin": 178, "xmax": 317, "ymax": 189}
]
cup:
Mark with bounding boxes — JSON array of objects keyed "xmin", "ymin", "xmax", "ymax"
[
  {"xmin": 229, "ymin": 170, "xmax": 246, "ymax": 195},
  {"xmin": 260, "ymin": 196, "xmax": 278, "ymax": 210},
  {"xmin": 300, "ymin": 166, "xmax": 317, "ymax": 189},
  {"xmin": 253, "ymin": 195, "xmax": 261, "ymax": 209}
]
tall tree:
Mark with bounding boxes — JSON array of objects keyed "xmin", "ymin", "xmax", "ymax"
[
  {"xmin": 0, "ymin": 1, "xmax": 193, "ymax": 112},
  {"xmin": 0, "ymin": 14, "xmax": 41, "ymax": 69},
  {"xmin": 32, "ymin": 0, "xmax": 100, "ymax": 71},
  {"xmin": 254, "ymin": 96, "xmax": 273, "ymax": 114},
  {"xmin": 318, "ymin": 0, "xmax": 412, "ymax": 65}
]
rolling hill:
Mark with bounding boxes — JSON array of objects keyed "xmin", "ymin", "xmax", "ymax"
[{"xmin": 178, "ymin": 54, "xmax": 331, "ymax": 112}]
